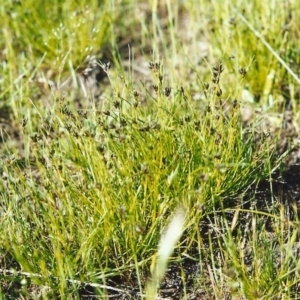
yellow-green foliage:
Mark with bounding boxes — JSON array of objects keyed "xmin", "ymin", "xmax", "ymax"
[{"xmin": 0, "ymin": 0, "xmax": 299, "ymax": 298}]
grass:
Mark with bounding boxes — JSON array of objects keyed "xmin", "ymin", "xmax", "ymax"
[{"xmin": 0, "ymin": 0, "xmax": 299, "ymax": 299}]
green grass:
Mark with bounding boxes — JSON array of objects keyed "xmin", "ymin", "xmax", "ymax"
[{"xmin": 0, "ymin": 0, "xmax": 300, "ymax": 299}]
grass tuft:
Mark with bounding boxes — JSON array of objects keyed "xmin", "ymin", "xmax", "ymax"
[{"xmin": 1, "ymin": 0, "xmax": 299, "ymax": 298}]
